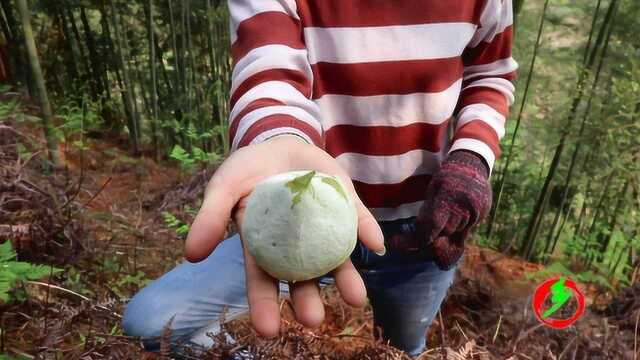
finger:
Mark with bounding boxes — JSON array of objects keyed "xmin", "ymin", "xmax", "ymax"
[
  {"xmin": 334, "ymin": 174, "xmax": 384, "ymax": 254},
  {"xmin": 449, "ymin": 227, "xmax": 470, "ymax": 247},
  {"xmin": 431, "ymin": 235, "xmax": 464, "ymax": 270},
  {"xmin": 421, "ymin": 209, "xmax": 448, "ymax": 242},
  {"xmin": 333, "ymin": 259, "xmax": 367, "ymax": 307},
  {"xmin": 185, "ymin": 177, "xmax": 237, "ymax": 262},
  {"xmin": 440, "ymin": 213, "xmax": 463, "ymax": 238},
  {"xmin": 352, "ymin": 195, "xmax": 386, "ymax": 255},
  {"xmin": 243, "ymin": 243, "xmax": 281, "ymax": 337},
  {"xmin": 289, "ymin": 280, "xmax": 325, "ymax": 328}
]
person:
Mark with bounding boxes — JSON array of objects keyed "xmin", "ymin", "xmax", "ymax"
[{"xmin": 122, "ymin": 0, "xmax": 517, "ymax": 357}]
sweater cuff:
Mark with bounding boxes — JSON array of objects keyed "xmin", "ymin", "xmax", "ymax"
[{"xmin": 448, "ymin": 138, "xmax": 496, "ymax": 177}]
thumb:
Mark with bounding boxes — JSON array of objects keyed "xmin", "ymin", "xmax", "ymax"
[{"xmin": 185, "ymin": 177, "xmax": 238, "ymax": 262}]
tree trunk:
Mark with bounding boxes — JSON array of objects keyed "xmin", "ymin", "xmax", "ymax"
[
  {"xmin": 586, "ymin": 172, "xmax": 615, "ymax": 239},
  {"xmin": 543, "ymin": 15, "xmax": 615, "ymax": 256},
  {"xmin": 486, "ymin": 0, "xmax": 551, "ymax": 242},
  {"xmin": 513, "ymin": 0, "xmax": 525, "ymax": 33},
  {"xmin": 600, "ymin": 180, "xmax": 630, "ymax": 256},
  {"xmin": 55, "ymin": 8, "xmax": 80, "ymax": 83},
  {"xmin": 66, "ymin": 8, "xmax": 91, "ymax": 88},
  {"xmin": 79, "ymin": 6, "xmax": 105, "ymax": 100},
  {"xmin": 97, "ymin": 0, "xmax": 121, "ymax": 133},
  {"xmin": 548, "ymin": 200, "xmax": 572, "ymax": 257},
  {"xmin": 0, "ymin": 1, "xmax": 14, "ymax": 83},
  {"xmin": 146, "ymin": 0, "xmax": 159, "ymax": 159},
  {"xmin": 120, "ymin": 23, "xmax": 142, "ymax": 151},
  {"xmin": 142, "ymin": 1, "xmax": 172, "ymax": 97},
  {"xmin": 168, "ymin": 0, "xmax": 181, "ymax": 90},
  {"xmin": 520, "ymin": 0, "xmax": 619, "ymax": 259},
  {"xmin": 1, "ymin": 0, "xmax": 26, "ymax": 84},
  {"xmin": 154, "ymin": 34, "xmax": 173, "ymax": 96},
  {"xmin": 109, "ymin": 0, "xmax": 139, "ymax": 155},
  {"xmin": 168, "ymin": 0, "xmax": 186, "ymax": 147},
  {"xmin": 16, "ymin": 0, "xmax": 59, "ymax": 167},
  {"xmin": 524, "ymin": 182, "xmax": 552, "ymax": 260},
  {"xmin": 205, "ymin": 0, "xmax": 216, "ymax": 78}
]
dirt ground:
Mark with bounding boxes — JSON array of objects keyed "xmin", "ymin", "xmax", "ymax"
[{"xmin": 1, "ymin": 117, "xmax": 638, "ymax": 359}]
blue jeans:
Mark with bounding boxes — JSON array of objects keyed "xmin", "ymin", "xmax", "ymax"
[{"xmin": 122, "ymin": 218, "xmax": 458, "ymax": 357}]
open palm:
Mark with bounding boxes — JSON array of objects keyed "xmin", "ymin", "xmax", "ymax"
[{"xmin": 184, "ymin": 135, "xmax": 385, "ymax": 336}]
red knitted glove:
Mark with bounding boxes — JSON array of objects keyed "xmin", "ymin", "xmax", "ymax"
[{"xmin": 417, "ymin": 150, "xmax": 492, "ymax": 270}]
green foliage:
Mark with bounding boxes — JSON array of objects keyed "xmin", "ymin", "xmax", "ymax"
[
  {"xmin": 0, "ymin": 354, "xmax": 31, "ymax": 360},
  {"xmin": 78, "ymin": 323, "xmax": 120, "ymax": 348},
  {"xmin": 16, "ymin": 143, "xmax": 34, "ymax": 162},
  {"xmin": 63, "ymin": 267, "xmax": 93, "ymax": 297},
  {"xmin": 162, "ymin": 211, "xmax": 190, "ymax": 236},
  {"xmin": 0, "ymin": 86, "xmax": 19, "ymax": 119},
  {"xmin": 526, "ymin": 260, "xmax": 620, "ymax": 291},
  {"xmin": 169, "ymin": 144, "xmax": 219, "ymax": 170},
  {"xmin": 0, "ymin": 241, "xmax": 62, "ymax": 303},
  {"xmin": 54, "ymin": 98, "xmax": 102, "ymax": 151},
  {"xmin": 116, "ymin": 271, "xmax": 150, "ymax": 289},
  {"xmin": 526, "ymin": 261, "xmax": 576, "ymax": 282},
  {"xmin": 92, "ymin": 256, "xmax": 151, "ymax": 300},
  {"xmin": 286, "ymin": 171, "xmax": 316, "ymax": 208},
  {"xmin": 169, "ymin": 144, "xmax": 195, "ymax": 168},
  {"xmin": 575, "ymin": 270, "xmax": 616, "ymax": 290}
]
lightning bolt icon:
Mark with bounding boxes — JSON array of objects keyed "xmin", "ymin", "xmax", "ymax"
[{"xmin": 542, "ymin": 277, "xmax": 572, "ymax": 319}]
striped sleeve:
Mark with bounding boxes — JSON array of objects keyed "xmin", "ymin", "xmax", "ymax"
[
  {"xmin": 227, "ymin": 0, "xmax": 323, "ymax": 151},
  {"xmin": 451, "ymin": 0, "xmax": 518, "ymax": 173}
]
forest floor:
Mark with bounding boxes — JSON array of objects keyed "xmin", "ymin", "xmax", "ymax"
[{"xmin": 1, "ymin": 109, "xmax": 639, "ymax": 359}]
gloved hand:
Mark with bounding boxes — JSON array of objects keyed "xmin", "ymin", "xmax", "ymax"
[{"xmin": 417, "ymin": 150, "xmax": 492, "ymax": 270}]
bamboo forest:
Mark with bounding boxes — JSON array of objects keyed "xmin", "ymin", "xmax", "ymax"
[{"xmin": 0, "ymin": 0, "xmax": 639, "ymax": 359}]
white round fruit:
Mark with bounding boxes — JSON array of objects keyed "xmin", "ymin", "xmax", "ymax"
[{"xmin": 241, "ymin": 171, "xmax": 358, "ymax": 281}]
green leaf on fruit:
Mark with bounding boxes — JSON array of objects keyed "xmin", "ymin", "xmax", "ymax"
[
  {"xmin": 285, "ymin": 171, "xmax": 316, "ymax": 208},
  {"xmin": 321, "ymin": 177, "xmax": 348, "ymax": 202}
]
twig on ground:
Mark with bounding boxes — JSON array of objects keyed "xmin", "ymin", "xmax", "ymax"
[
  {"xmin": 455, "ymin": 320, "xmax": 468, "ymax": 341},
  {"xmin": 81, "ymin": 177, "xmax": 112, "ymax": 208},
  {"xmin": 27, "ymin": 281, "xmax": 91, "ymax": 302},
  {"xmin": 493, "ymin": 315, "xmax": 502, "ymax": 344},
  {"xmin": 438, "ymin": 310, "xmax": 446, "ymax": 359}
]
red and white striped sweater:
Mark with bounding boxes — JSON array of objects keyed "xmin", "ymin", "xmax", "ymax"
[{"xmin": 228, "ymin": 0, "xmax": 518, "ymax": 221}]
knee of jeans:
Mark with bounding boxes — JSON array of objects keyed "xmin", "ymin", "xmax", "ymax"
[{"xmin": 122, "ymin": 291, "xmax": 176, "ymax": 341}]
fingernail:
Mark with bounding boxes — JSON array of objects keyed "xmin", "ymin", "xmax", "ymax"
[{"xmin": 375, "ymin": 245, "xmax": 386, "ymax": 257}]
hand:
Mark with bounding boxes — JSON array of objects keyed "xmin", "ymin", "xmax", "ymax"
[
  {"xmin": 417, "ymin": 150, "xmax": 492, "ymax": 270},
  {"xmin": 185, "ymin": 135, "xmax": 385, "ymax": 336}
]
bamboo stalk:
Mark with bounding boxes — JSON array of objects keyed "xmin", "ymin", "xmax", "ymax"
[
  {"xmin": 109, "ymin": 0, "xmax": 139, "ymax": 154},
  {"xmin": 600, "ymin": 180, "xmax": 630, "ymax": 257},
  {"xmin": 147, "ymin": 0, "xmax": 160, "ymax": 159},
  {"xmin": 16, "ymin": 0, "xmax": 59, "ymax": 168},
  {"xmin": 520, "ymin": 0, "xmax": 619, "ymax": 259},
  {"xmin": 585, "ymin": 172, "xmax": 615, "ymax": 244},
  {"xmin": 543, "ymin": 15, "xmax": 616, "ymax": 256},
  {"xmin": 485, "ymin": 0, "xmax": 551, "ymax": 242},
  {"xmin": 66, "ymin": 8, "xmax": 92, "ymax": 88},
  {"xmin": 79, "ymin": 6, "xmax": 105, "ymax": 100},
  {"xmin": 55, "ymin": 7, "xmax": 79, "ymax": 83}
]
